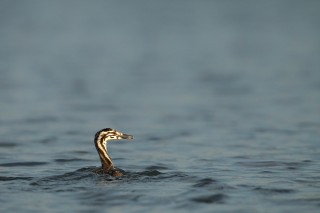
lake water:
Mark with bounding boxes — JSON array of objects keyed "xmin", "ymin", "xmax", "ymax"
[{"xmin": 0, "ymin": 1, "xmax": 320, "ymax": 212}]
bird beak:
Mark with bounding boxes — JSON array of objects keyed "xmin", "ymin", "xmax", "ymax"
[{"xmin": 121, "ymin": 133, "xmax": 134, "ymax": 140}]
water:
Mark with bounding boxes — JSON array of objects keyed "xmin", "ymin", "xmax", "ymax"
[{"xmin": 1, "ymin": 0, "xmax": 320, "ymax": 212}]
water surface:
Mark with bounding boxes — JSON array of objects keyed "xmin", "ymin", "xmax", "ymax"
[{"xmin": 0, "ymin": 1, "xmax": 320, "ymax": 212}]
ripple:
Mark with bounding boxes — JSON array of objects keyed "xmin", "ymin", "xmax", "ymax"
[
  {"xmin": 71, "ymin": 150, "xmax": 91, "ymax": 154},
  {"xmin": 254, "ymin": 187, "xmax": 295, "ymax": 194},
  {"xmin": 132, "ymin": 170, "xmax": 163, "ymax": 177},
  {"xmin": 144, "ymin": 165, "xmax": 169, "ymax": 170},
  {"xmin": 39, "ymin": 136, "xmax": 58, "ymax": 144},
  {"xmin": 193, "ymin": 178, "xmax": 217, "ymax": 187},
  {"xmin": 254, "ymin": 127, "xmax": 297, "ymax": 135},
  {"xmin": 236, "ymin": 161, "xmax": 283, "ymax": 167},
  {"xmin": 55, "ymin": 158, "xmax": 87, "ymax": 163},
  {"xmin": 0, "ymin": 176, "xmax": 33, "ymax": 181},
  {"xmin": 191, "ymin": 193, "xmax": 226, "ymax": 204},
  {"xmin": 29, "ymin": 167, "xmax": 167, "ymax": 191},
  {"xmin": 0, "ymin": 142, "xmax": 17, "ymax": 148},
  {"xmin": 0, "ymin": 162, "xmax": 48, "ymax": 167},
  {"xmin": 30, "ymin": 167, "xmax": 98, "ymax": 188},
  {"xmin": 236, "ymin": 160, "xmax": 310, "ymax": 169},
  {"xmin": 31, "ymin": 167, "xmax": 165, "ymax": 188},
  {"xmin": 78, "ymin": 190, "xmax": 142, "ymax": 206}
]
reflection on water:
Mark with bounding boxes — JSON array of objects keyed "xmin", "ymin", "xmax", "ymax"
[{"xmin": 1, "ymin": 0, "xmax": 320, "ymax": 213}]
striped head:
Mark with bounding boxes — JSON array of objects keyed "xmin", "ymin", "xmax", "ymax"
[
  {"xmin": 94, "ymin": 128, "xmax": 133, "ymax": 172},
  {"xmin": 94, "ymin": 128, "xmax": 133, "ymax": 145}
]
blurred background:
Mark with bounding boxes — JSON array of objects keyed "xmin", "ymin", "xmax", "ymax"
[
  {"xmin": 0, "ymin": 0, "xmax": 319, "ymax": 212},
  {"xmin": 1, "ymin": 0, "xmax": 319, "ymax": 134}
]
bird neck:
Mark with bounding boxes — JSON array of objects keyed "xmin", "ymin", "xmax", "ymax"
[{"xmin": 95, "ymin": 139, "xmax": 114, "ymax": 171}]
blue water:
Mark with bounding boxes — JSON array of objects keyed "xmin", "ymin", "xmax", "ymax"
[{"xmin": 1, "ymin": 1, "xmax": 320, "ymax": 212}]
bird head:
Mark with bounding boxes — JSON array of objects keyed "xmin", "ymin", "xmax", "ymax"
[{"xmin": 95, "ymin": 128, "xmax": 133, "ymax": 143}]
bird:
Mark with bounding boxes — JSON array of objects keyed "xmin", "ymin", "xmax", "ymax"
[{"xmin": 94, "ymin": 128, "xmax": 133, "ymax": 177}]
